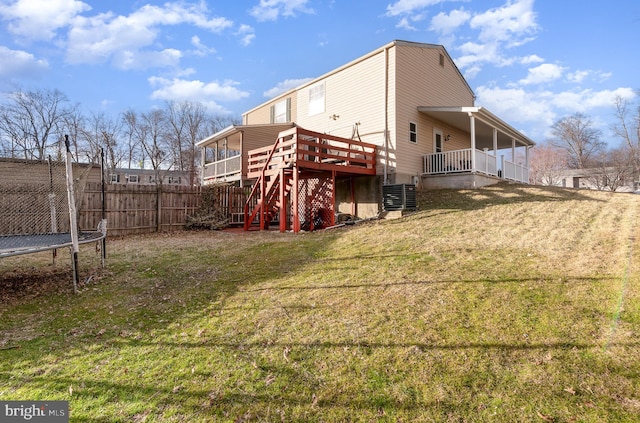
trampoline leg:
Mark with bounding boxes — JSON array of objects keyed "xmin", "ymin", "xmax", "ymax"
[{"xmin": 71, "ymin": 247, "xmax": 79, "ymax": 294}]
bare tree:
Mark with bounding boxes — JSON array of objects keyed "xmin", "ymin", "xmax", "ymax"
[
  {"xmin": 612, "ymin": 95, "xmax": 640, "ymax": 190},
  {"xmin": 585, "ymin": 148, "xmax": 632, "ymax": 191},
  {"xmin": 0, "ymin": 88, "xmax": 72, "ymax": 160},
  {"xmin": 550, "ymin": 113, "xmax": 605, "ymax": 169},
  {"xmin": 82, "ymin": 112, "xmax": 123, "ymax": 168},
  {"xmin": 529, "ymin": 143, "xmax": 569, "ymax": 185},
  {"xmin": 164, "ymin": 101, "xmax": 214, "ymax": 186},
  {"xmin": 122, "ymin": 109, "xmax": 142, "ymax": 169},
  {"xmin": 60, "ymin": 108, "xmax": 87, "ymax": 160}
]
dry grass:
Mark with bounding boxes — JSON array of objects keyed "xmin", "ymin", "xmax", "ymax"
[{"xmin": 1, "ymin": 183, "xmax": 639, "ymax": 422}]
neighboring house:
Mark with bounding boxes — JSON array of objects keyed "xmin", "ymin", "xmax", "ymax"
[
  {"xmin": 107, "ymin": 168, "xmax": 192, "ymax": 187},
  {"xmin": 0, "ymin": 158, "xmax": 192, "ymax": 187},
  {"xmin": 550, "ymin": 167, "xmax": 637, "ymax": 192},
  {"xmin": 198, "ymin": 40, "xmax": 536, "ymax": 231}
]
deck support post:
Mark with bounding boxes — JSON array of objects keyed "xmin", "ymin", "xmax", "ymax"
[
  {"xmin": 279, "ymin": 168, "xmax": 287, "ymax": 233},
  {"xmin": 292, "ymin": 166, "xmax": 300, "ymax": 233},
  {"xmin": 259, "ymin": 168, "xmax": 266, "ymax": 230},
  {"xmin": 331, "ymin": 171, "xmax": 336, "ymax": 227}
]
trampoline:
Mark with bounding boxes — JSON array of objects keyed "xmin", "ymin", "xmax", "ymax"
[
  {"xmin": 0, "ymin": 135, "xmax": 107, "ymax": 292},
  {"xmin": 0, "ymin": 230, "xmax": 105, "ymax": 259}
]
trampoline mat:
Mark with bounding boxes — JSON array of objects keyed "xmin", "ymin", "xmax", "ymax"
[{"xmin": 0, "ymin": 232, "xmax": 105, "ymax": 258}]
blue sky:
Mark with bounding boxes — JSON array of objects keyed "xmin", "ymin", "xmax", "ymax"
[{"xmin": 0, "ymin": 0, "xmax": 638, "ymax": 144}]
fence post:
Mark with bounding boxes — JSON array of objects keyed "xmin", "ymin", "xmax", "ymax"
[{"xmin": 156, "ymin": 184, "xmax": 162, "ymax": 232}]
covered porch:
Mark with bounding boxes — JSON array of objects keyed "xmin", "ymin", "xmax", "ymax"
[
  {"xmin": 418, "ymin": 106, "xmax": 535, "ymax": 185},
  {"xmin": 197, "ymin": 123, "xmax": 295, "ymax": 185}
]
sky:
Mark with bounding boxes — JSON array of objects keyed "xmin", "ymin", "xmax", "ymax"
[{"xmin": 0, "ymin": 0, "xmax": 638, "ymax": 144}]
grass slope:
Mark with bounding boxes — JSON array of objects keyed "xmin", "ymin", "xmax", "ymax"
[{"xmin": 1, "ymin": 184, "xmax": 639, "ymax": 422}]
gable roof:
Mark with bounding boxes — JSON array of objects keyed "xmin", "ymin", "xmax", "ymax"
[{"xmin": 242, "ymin": 40, "xmax": 474, "ymax": 117}]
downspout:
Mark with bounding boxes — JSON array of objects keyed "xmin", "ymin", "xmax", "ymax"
[{"xmin": 383, "ymin": 45, "xmax": 390, "ymax": 185}]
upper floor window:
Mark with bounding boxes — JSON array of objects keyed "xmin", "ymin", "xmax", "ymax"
[
  {"xmin": 127, "ymin": 174, "xmax": 139, "ymax": 183},
  {"xmin": 270, "ymin": 98, "xmax": 291, "ymax": 123},
  {"xmin": 308, "ymin": 82, "xmax": 325, "ymax": 116},
  {"xmin": 409, "ymin": 122, "xmax": 417, "ymax": 143}
]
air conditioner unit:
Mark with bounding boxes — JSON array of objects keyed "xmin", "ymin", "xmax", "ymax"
[{"xmin": 383, "ymin": 184, "xmax": 417, "ymax": 211}]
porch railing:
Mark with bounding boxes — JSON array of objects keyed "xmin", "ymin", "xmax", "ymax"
[
  {"xmin": 203, "ymin": 155, "xmax": 242, "ymax": 180},
  {"xmin": 502, "ymin": 157, "xmax": 529, "ymax": 183},
  {"xmin": 423, "ymin": 148, "xmax": 497, "ymax": 176},
  {"xmin": 423, "ymin": 148, "xmax": 528, "ymax": 183}
]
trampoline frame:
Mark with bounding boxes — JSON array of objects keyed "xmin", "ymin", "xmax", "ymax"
[
  {"xmin": 0, "ymin": 230, "xmax": 106, "ymax": 259},
  {"xmin": 0, "ymin": 137, "xmax": 107, "ymax": 292}
]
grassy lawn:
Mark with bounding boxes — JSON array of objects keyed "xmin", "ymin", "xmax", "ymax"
[{"xmin": 1, "ymin": 183, "xmax": 639, "ymax": 422}]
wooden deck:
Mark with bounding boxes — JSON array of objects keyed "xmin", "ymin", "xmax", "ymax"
[
  {"xmin": 247, "ymin": 127, "xmax": 377, "ymax": 179},
  {"xmin": 244, "ymin": 127, "xmax": 377, "ymax": 233}
]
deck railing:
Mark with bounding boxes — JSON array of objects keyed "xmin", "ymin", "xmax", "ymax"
[
  {"xmin": 247, "ymin": 127, "xmax": 377, "ymax": 179},
  {"xmin": 423, "ymin": 148, "xmax": 528, "ymax": 183},
  {"xmin": 202, "ymin": 155, "xmax": 241, "ymax": 180}
]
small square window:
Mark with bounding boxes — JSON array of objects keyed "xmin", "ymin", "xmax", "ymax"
[
  {"xmin": 127, "ymin": 174, "xmax": 138, "ymax": 183},
  {"xmin": 409, "ymin": 122, "xmax": 417, "ymax": 143},
  {"xmin": 110, "ymin": 174, "xmax": 120, "ymax": 183}
]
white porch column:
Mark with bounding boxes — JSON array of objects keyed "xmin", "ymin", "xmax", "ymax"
[
  {"xmin": 469, "ymin": 113, "xmax": 476, "ymax": 172},
  {"xmin": 493, "ymin": 128, "xmax": 498, "ymax": 157},
  {"xmin": 511, "ymin": 138, "xmax": 516, "ymax": 162}
]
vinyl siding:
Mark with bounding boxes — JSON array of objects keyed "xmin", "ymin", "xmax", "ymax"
[
  {"xmin": 243, "ymin": 94, "xmax": 298, "ymax": 125},
  {"xmin": 296, "ymin": 49, "xmax": 387, "ymax": 148},
  {"xmin": 392, "ymin": 43, "xmax": 475, "ymax": 179}
]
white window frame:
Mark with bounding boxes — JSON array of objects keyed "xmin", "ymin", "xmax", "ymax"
[
  {"xmin": 272, "ymin": 98, "xmax": 289, "ymax": 123},
  {"xmin": 110, "ymin": 174, "xmax": 120, "ymax": 183},
  {"xmin": 409, "ymin": 122, "xmax": 417, "ymax": 144},
  {"xmin": 127, "ymin": 174, "xmax": 139, "ymax": 183},
  {"xmin": 308, "ymin": 82, "xmax": 325, "ymax": 116}
]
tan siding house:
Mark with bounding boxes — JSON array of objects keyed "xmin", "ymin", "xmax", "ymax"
[{"xmin": 199, "ymin": 40, "xmax": 536, "ymax": 220}]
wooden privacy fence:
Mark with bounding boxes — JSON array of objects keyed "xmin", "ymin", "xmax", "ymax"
[{"xmin": 78, "ymin": 183, "xmax": 248, "ymax": 237}]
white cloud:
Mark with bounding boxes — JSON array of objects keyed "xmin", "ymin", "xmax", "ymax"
[
  {"xmin": 250, "ymin": 0, "xmax": 313, "ymax": 22},
  {"xmin": 430, "ymin": 9, "xmax": 471, "ymax": 35},
  {"xmin": 476, "ymin": 84, "xmax": 637, "ymax": 139},
  {"xmin": 263, "ymin": 78, "xmax": 313, "ymax": 98},
  {"xmin": 396, "ymin": 17, "xmax": 417, "ymax": 31},
  {"xmin": 456, "ymin": 42, "xmax": 517, "ymax": 74},
  {"xmin": 386, "ymin": 0, "xmax": 444, "ymax": 17},
  {"xmin": 470, "ymin": 0, "xmax": 538, "ymax": 44},
  {"xmin": 551, "ymin": 87, "xmax": 636, "ymax": 111},
  {"xmin": 519, "ymin": 63, "xmax": 566, "ymax": 85},
  {"xmin": 0, "ymin": 0, "xmax": 91, "ymax": 41},
  {"xmin": 236, "ymin": 24, "xmax": 255, "ymax": 46},
  {"xmin": 566, "ymin": 70, "xmax": 613, "ymax": 84},
  {"xmin": 566, "ymin": 70, "xmax": 589, "ymax": 84},
  {"xmin": 190, "ymin": 36, "xmax": 216, "ymax": 57},
  {"xmin": 65, "ymin": 2, "xmax": 232, "ymax": 68},
  {"xmin": 520, "ymin": 54, "xmax": 544, "ymax": 64},
  {"xmin": 476, "ymin": 85, "xmax": 556, "ymax": 129},
  {"xmin": 0, "ymin": 46, "xmax": 49, "ymax": 78},
  {"xmin": 149, "ymin": 76, "xmax": 250, "ymax": 113}
]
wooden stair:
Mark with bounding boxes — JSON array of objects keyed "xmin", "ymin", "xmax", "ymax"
[{"xmin": 244, "ymin": 127, "xmax": 378, "ymax": 233}]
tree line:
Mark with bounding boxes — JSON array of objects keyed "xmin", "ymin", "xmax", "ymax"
[
  {"xmin": 0, "ymin": 87, "xmax": 239, "ymax": 186},
  {"xmin": 530, "ymin": 94, "xmax": 640, "ymax": 192}
]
